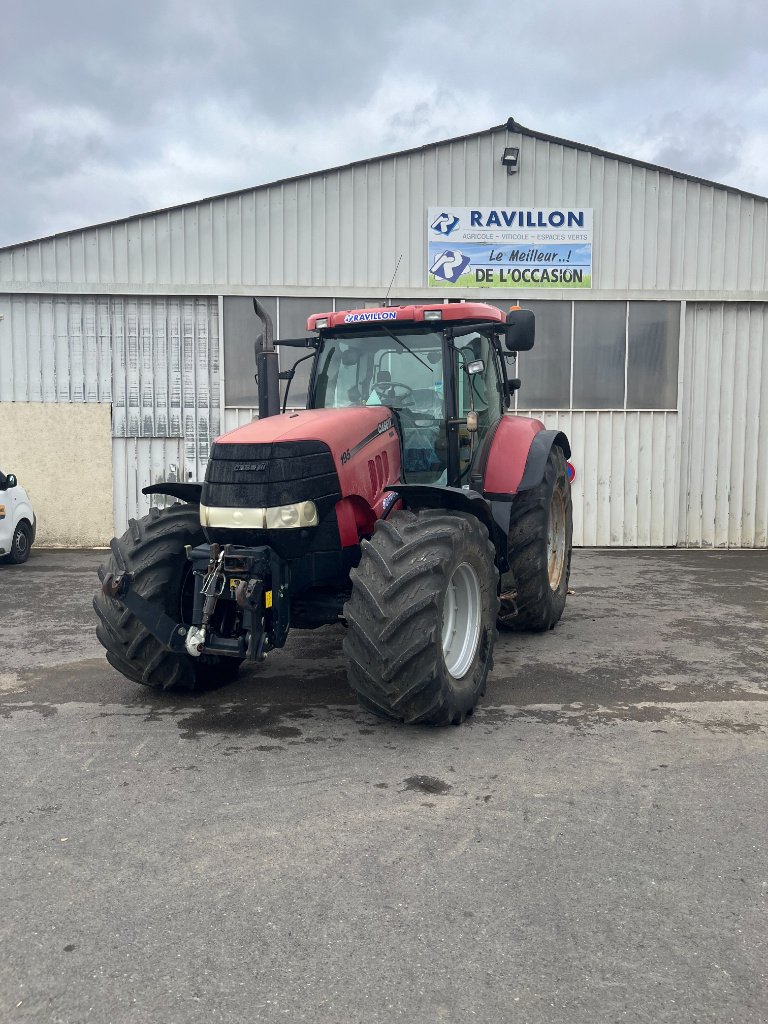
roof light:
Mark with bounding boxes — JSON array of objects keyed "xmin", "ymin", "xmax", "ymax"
[
  {"xmin": 424, "ymin": 309, "xmax": 443, "ymax": 321},
  {"xmin": 315, "ymin": 317, "xmax": 329, "ymax": 330}
]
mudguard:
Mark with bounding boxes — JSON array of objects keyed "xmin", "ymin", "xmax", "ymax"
[
  {"xmin": 142, "ymin": 482, "xmax": 203, "ymax": 504},
  {"xmin": 385, "ymin": 484, "xmax": 510, "ymax": 570},
  {"xmin": 480, "ymin": 416, "xmax": 570, "ymax": 499},
  {"xmin": 516, "ymin": 429, "xmax": 571, "ymax": 492}
]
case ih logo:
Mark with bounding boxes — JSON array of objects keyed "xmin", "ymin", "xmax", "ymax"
[
  {"xmin": 234, "ymin": 463, "xmax": 268, "ymax": 472},
  {"xmin": 431, "ymin": 212, "xmax": 460, "ymax": 236},
  {"xmin": 343, "ymin": 311, "xmax": 397, "ymax": 323}
]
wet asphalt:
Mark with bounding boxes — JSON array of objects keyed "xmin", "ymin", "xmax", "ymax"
[{"xmin": 1, "ymin": 548, "xmax": 767, "ymax": 1024}]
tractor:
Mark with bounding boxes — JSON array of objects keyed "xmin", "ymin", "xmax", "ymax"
[{"xmin": 94, "ymin": 300, "xmax": 573, "ymax": 726}]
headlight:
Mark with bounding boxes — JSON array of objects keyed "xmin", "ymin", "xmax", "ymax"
[
  {"xmin": 264, "ymin": 501, "xmax": 318, "ymax": 529},
  {"xmin": 315, "ymin": 317, "xmax": 329, "ymax": 330},
  {"xmin": 200, "ymin": 501, "xmax": 319, "ymax": 530},
  {"xmin": 424, "ymin": 309, "xmax": 443, "ymax": 321}
]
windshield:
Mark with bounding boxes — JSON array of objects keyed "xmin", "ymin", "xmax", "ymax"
[
  {"xmin": 312, "ymin": 327, "xmax": 447, "ymax": 483},
  {"xmin": 312, "ymin": 328, "xmax": 443, "ymax": 413}
]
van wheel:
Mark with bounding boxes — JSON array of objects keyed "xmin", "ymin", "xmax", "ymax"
[{"xmin": 6, "ymin": 522, "xmax": 32, "ymax": 564}]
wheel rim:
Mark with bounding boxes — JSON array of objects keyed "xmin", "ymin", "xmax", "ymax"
[
  {"xmin": 15, "ymin": 530, "xmax": 28, "ymax": 555},
  {"xmin": 547, "ymin": 487, "xmax": 567, "ymax": 590},
  {"xmin": 442, "ymin": 562, "xmax": 482, "ymax": 679}
]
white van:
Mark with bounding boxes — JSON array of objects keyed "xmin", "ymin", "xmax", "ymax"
[{"xmin": 0, "ymin": 469, "xmax": 36, "ymax": 564}]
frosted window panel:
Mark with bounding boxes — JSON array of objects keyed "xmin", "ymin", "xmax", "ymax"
[
  {"xmin": 627, "ymin": 302, "xmax": 679, "ymax": 409},
  {"xmin": 278, "ymin": 297, "xmax": 332, "ymax": 408},
  {"xmin": 572, "ymin": 301, "xmax": 626, "ymax": 409},
  {"xmin": 334, "ymin": 299, "xmax": 383, "ymax": 310},
  {"xmin": 515, "ymin": 301, "xmax": 572, "ymax": 410},
  {"xmin": 223, "ymin": 296, "xmax": 276, "ymax": 407}
]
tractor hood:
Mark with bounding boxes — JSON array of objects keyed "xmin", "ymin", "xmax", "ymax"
[{"xmin": 215, "ymin": 406, "xmax": 396, "ymax": 456}]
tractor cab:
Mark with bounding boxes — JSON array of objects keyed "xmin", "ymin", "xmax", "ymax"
[{"xmin": 293, "ymin": 303, "xmax": 534, "ymax": 488}]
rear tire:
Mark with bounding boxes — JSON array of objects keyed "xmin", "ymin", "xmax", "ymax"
[
  {"xmin": 6, "ymin": 521, "xmax": 32, "ymax": 564},
  {"xmin": 499, "ymin": 445, "xmax": 572, "ymax": 632},
  {"xmin": 93, "ymin": 504, "xmax": 241, "ymax": 692},
  {"xmin": 344, "ymin": 510, "xmax": 499, "ymax": 726}
]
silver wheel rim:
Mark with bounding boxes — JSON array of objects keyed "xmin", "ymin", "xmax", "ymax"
[
  {"xmin": 442, "ymin": 562, "xmax": 482, "ymax": 679},
  {"xmin": 16, "ymin": 530, "xmax": 28, "ymax": 555},
  {"xmin": 547, "ymin": 487, "xmax": 567, "ymax": 590}
]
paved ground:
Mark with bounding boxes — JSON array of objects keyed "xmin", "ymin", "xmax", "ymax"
[{"xmin": 1, "ymin": 547, "xmax": 767, "ymax": 1024}]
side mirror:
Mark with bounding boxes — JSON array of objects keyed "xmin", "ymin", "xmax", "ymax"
[
  {"xmin": 5, "ymin": 474, "xmax": 17, "ymax": 489},
  {"xmin": 505, "ymin": 308, "xmax": 535, "ymax": 352}
]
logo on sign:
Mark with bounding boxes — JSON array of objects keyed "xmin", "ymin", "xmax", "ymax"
[
  {"xmin": 430, "ymin": 212, "xmax": 460, "ymax": 236},
  {"xmin": 429, "ymin": 249, "xmax": 471, "ymax": 283}
]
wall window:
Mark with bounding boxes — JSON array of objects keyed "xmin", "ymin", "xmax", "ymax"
[
  {"xmin": 278, "ymin": 298, "xmax": 332, "ymax": 408},
  {"xmin": 223, "ymin": 296, "xmax": 276, "ymax": 407},
  {"xmin": 224, "ymin": 297, "xmax": 680, "ymax": 412},
  {"xmin": 572, "ymin": 301, "xmax": 627, "ymax": 409},
  {"xmin": 627, "ymin": 302, "xmax": 680, "ymax": 409},
  {"xmin": 515, "ymin": 300, "xmax": 572, "ymax": 410}
]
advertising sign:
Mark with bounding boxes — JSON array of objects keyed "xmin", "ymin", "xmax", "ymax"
[{"xmin": 427, "ymin": 207, "xmax": 592, "ymax": 289}]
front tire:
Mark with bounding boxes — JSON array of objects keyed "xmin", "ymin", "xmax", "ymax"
[
  {"xmin": 93, "ymin": 504, "xmax": 241, "ymax": 692},
  {"xmin": 499, "ymin": 445, "xmax": 573, "ymax": 632},
  {"xmin": 344, "ymin": 510, "xmax": 499, "ymax": 726},
  {"xmin": 6, "ymin": 521, "xmax": 32, "ymax": 564}
]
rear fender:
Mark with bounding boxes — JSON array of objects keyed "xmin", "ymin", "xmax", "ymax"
[
  {"xmin": 385, "ymin": 484, "xmax": 509, "ymax": 570},
  {"xmin": 482, "ymin": 417, "xmax": 570, "ymax": 498}
]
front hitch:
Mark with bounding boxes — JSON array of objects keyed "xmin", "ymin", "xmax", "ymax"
[{"xmin": 101, "ymin": 572, "xmax": 189, "ymax": 654}]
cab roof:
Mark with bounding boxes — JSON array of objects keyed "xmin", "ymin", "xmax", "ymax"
[{"xmin": 307, "ymin": 302, "xmax": 506, "ymax": 332}]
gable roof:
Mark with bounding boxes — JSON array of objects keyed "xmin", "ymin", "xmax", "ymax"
[{"xmin": 2, "ymin": 116, "xmax": 765, "ymax": 253}]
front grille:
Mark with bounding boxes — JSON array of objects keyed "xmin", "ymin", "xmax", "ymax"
[
  {"xmin": 201, "ymin": 440, "xmax": 343, "ymax": 558},
  {"xmin": 202, "ymin": 440, "xmax": 341, "ymax": 515}
]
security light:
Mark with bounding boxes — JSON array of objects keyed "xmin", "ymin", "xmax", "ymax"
[{"xmin": 501, "ymin": 146, "xmax": 519, "ymax": 174}]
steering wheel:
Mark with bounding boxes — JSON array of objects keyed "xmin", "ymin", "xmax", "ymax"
[{"xmin": 373, "ymin": 381, "xmax": 415, "ymax": 406}]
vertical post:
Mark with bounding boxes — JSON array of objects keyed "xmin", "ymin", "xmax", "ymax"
[{"xmin": 253, "ymin": 298, "xmax": 280, "ymax": 418}]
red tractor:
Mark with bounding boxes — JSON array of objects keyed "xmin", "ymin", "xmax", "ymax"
[{"xmin": 94, "ymin": 300, "xmax": 572, "ymax": 726}]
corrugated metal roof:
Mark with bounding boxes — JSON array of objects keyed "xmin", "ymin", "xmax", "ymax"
[{"xmin": 1, "ymin": 118, "xmax": 765, "ymax": 254}]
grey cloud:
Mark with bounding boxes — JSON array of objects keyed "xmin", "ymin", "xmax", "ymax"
[{"xmin": 1, "ymin": 0, "xmax": 767, "ymax": 246}]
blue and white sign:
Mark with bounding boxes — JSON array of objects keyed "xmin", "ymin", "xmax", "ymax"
[{"xmin": 427, "ymin": 207, "xmax": 593, "ymax": 289}]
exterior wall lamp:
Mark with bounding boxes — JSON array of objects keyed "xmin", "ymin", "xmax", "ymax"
[{"xmin": 501, "ymin": 146, "xmax": 520, "ymax": 174}]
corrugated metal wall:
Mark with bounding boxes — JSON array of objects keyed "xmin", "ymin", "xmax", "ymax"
[
  {"xmin": 679, "ymin": 302, "xmax": 768, "ymax": 547},
  {"xmin": 2, "ymin": 128, "xmax": 766, "ymax": 295},
  {"xmin": 112, "ymin": 437, "xmax": 186, "ymax": 536},
  {"xmin": 530, "ymin": 411, "xmax": 679, "ymax": 546},
  {"xmin": 0, "ymin": 294, "xmax": 220, "ymax": 537}
]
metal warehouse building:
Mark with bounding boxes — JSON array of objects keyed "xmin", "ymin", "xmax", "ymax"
[{"xmin": 1, "ymin": 118, "xmax": 767, "ymax": 547}]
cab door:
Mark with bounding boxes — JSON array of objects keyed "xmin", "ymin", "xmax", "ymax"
[{"xmin": 452, "ymin": 332, "xmax": 505, "ymax": 483}]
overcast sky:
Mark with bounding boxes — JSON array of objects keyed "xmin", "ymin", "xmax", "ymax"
[{"xmin": 1, "ymin": 0, "xmax": 767, "ymax": 247}]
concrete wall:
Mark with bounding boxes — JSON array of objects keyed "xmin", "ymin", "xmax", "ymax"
[{"xmin": 0, "ymin": 403, "xmax": 113, "ymax": 546}]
